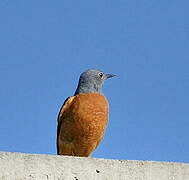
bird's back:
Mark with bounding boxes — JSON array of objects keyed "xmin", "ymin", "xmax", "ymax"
[{"xmin": 57, "ymin": 93, "xmax": 109, "ymax": 157}]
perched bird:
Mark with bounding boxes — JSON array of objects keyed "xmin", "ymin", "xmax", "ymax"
[{"xmin": 57, "ymin": 69, "xmax": 115, "ymax": 157}]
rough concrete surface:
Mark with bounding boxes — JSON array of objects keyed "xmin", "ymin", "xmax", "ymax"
[{"xmin": 0, "ymin": 152, "xmax": 189, "ymax": 180}]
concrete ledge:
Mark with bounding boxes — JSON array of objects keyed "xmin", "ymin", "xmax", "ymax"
[{"xmin": 0, "ymin": 152, "xmax": 189, "ymax": 180}]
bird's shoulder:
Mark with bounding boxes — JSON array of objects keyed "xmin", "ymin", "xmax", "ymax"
[
  {"xmin": 58, "ymin": 93, "xmax": 108, "ymax": 121},
  {"xmin": 57, "ymin": 96, "xmax": 75, "ymax": 123}
]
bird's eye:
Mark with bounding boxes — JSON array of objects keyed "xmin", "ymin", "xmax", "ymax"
[{"xmin": 98, "ymin": 72, "xmax": 104, "ymax": 79}]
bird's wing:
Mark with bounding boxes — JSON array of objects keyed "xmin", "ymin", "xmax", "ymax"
[{"xmin": 56, "ymin": 96, "xmax": 75, "ymax": 155}]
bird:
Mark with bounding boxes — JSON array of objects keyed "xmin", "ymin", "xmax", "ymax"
[{"xmin": 57, "ymin": 69, "xmax": 115, "ymax": 157}]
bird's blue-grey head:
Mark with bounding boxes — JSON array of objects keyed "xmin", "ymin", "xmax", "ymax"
[{"xmin": 74, "ymin": 69, "xmax": 115, "ymax": 95}]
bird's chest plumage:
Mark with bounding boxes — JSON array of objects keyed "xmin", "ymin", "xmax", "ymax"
[
  {"xmin": 69, "ymin": 93, "xmax": 109, "ymax": 138},
  {"xmin": 57, "ymin": 69, "xmax": 114, "ymax": 157},
  {"xmin": 58, "ymin": 93, "xmax": 109, "ymax": 156}
]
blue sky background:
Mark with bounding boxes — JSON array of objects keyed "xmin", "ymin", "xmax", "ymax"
[{"xmin": 0, "ymin": 0, "xmax": 189, "ymax": 163}]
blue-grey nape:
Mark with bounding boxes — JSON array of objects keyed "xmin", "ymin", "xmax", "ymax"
[{"xmin": 74, "ymin": 69, "xmax": 115, "ymax": 95}]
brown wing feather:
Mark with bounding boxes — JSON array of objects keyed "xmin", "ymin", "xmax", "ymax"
[{"xmin": 56, "ymin": 96, "xmax": 75, "ymax": 155}]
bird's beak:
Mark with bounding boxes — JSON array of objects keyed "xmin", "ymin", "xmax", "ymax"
[{"xmin": 105, "ymin": 73, "xmax": 116, "ymax": 79}]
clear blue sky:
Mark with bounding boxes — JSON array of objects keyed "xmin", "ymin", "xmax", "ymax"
[{"xmin": 0, "ymin": 1, "xmax": 189, "ymax": 163}]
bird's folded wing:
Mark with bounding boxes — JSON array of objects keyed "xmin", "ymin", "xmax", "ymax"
[{"xmin": 56, "ymin": 96, "xmax": 75, "ymax": 154}]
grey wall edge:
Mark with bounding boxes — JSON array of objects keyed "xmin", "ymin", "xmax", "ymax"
[{"xmin": 0, "ymin": 151, "xmax": 189, "ymax": 180}]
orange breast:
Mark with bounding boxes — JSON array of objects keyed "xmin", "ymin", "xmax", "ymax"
[{"xmin": 58, "ymin": 93, "xmax": 109, "ymax": 157}]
